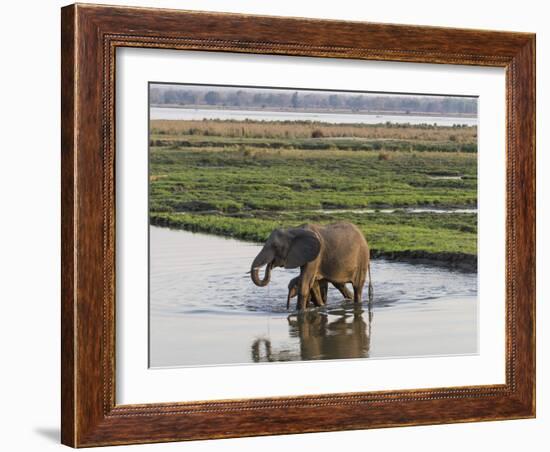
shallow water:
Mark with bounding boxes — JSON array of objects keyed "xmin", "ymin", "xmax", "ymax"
[
  {"xmin": 149, "ymin": 226, "xmax": 478, "ymax": 367},
  {"xmin": 150, "ymin": 107, "xmax": 477, "ymax": 126}
]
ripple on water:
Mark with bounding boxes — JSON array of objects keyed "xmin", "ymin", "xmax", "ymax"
[{"xmin": 149, "ymin": 227, "xmax": 477, "ymax": 317}]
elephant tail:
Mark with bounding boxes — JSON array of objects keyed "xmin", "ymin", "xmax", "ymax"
[{"xmin": 367, "ymin": 262, "xmax": 373, "ymax": 300}]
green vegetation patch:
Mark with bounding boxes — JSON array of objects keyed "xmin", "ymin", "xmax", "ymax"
[
  {"xmin": 150, "ymin": 147, "xmax": 477, "ymax": 213},
  {"xmin": 149, "ymin": 120, "xmax": 478, "ymax": 264}
]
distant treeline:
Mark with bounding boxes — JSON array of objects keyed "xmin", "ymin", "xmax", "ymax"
[{"xmin": 150, "ymin": 86, "xmax": 478, "ymax": 116}]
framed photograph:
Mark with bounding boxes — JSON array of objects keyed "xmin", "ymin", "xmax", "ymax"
[{"xmin": 61, "ymin": 4, "xmax": 536, "ymax": 447}]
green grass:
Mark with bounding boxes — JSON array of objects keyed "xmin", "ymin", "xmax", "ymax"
[
  {"xmin": 149, "ymin": 120, "xmax": 478, "ymax": 264},
  {"xmin": 150, "ymin": 147, "xmax": 477, "ymax": 213}
]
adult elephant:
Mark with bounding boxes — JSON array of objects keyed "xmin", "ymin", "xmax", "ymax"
[{"xmin": 250, "ymin": 222, "xmax": 372, "ymax": 309}]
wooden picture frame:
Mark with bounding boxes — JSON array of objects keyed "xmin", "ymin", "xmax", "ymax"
[{"xmin": 61, "ymin": 3, "xmax": 535, "ymax": 447}]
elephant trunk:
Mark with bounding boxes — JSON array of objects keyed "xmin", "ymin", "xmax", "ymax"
[
  {"xmin": 250, "ymin": 248, "xmax": 274, "ymax": 287},
  {"xmin": 251, "ymin": 263, "xmax": 272, "ymax": 287},
  {"xmin": 287, "ymin": 285, "xmax": 297, "ymax": 310}
]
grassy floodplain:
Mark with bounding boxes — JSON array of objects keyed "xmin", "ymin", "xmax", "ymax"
[{"xmin": 149, "ymin": 119, "xmax": 478, "ymax": 269}]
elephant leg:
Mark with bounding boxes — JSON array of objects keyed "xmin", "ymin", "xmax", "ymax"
[
  {"xmin": 353, "ymin": 274, "xmax": 366, "ymax": 303},
  {"xmin": 297, "ymin": 288, "xmax": 311, "ymax": 310},
  {"xmin": 297, "ymin": 268, "xmax": 315, "ymax": 310},
  {"xmin": 333, "ymin": 282, "xmax": 353, "ymax": 300},
  {"xmin": 310, "ymin": 282, "xmax": 325, "ymax": 307},
  {"xmin": 319, "ymin": 280, "xmax": 328, "ymax": 305},
  {"xmin": 296, "ymin": 294, "xmax": 304, "ymax": 310},
  {"xmin": 353, "ymin": 285, "xmax": 363, "ymax": 303},
  {"xmin": 353, "ymin": 278, "xmax": 365, "ymax": 303}
]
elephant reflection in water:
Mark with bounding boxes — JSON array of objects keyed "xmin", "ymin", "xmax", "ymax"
[
  {"xmin": 290, "ymin": 305, "xmax": 372, "ymax": 360},
  {"xmin": 251, "ymin": 339, "xmax": 295, "ymax": 363},
  {"xmin": 251, "ymin": 305, "xmax": 372, "ymax": 363}
]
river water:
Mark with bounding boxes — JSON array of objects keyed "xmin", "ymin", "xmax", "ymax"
[
  {"xmin": 149, "ymin": 226, "xmax": 478, "ymax": 367},
  {"xmin": 150, "ymin": 107, "xmax": 477, "ymax": 126}
]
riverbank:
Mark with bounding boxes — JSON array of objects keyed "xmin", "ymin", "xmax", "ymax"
[
  {"xmin": 151, "ymin": 118, "xmax": 477, "ymax": 153},
  {"xmin": 149, "ymin": 119, "xmax": 478, "ymax": 270},
  {"xmin": 150, "ymin": 215, "xmax": 477, "ymax": 272}
]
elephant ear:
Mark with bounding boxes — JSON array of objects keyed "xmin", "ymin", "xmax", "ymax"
[{"xmin": 284, "ymin": 229, "xmax": 321, "ymax": 269}]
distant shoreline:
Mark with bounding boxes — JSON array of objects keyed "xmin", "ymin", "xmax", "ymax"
[{"xmin": 150, "ymin": 104, "xmax": 478, "ymax": 120}]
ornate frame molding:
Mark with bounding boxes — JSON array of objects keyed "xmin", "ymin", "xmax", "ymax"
[{"xmin": 62, "ymin": 4, "xmax": 535, "ymax": 447}]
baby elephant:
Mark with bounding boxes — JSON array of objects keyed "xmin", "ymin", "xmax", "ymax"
[
  {"xmin": 287, "ymin": 276, "xmax": 326, "ymax": 309},
  {"xmin": 286, "ymin": 276, "xmax": 353, "ymax": 310}
]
